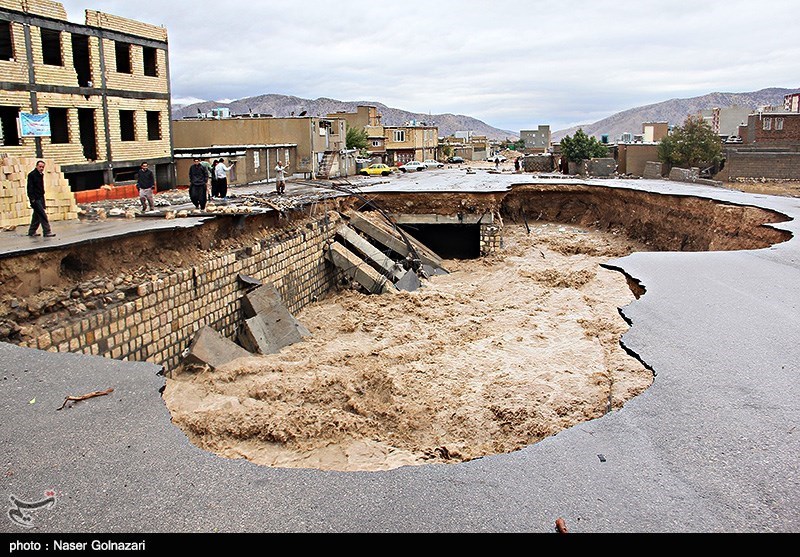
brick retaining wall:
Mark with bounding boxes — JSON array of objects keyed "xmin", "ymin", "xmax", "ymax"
[{"xmin": 18, "ymin": 212, "xmax": 342, "ymax": 371}]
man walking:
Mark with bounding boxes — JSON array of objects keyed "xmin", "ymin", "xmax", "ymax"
[
  {"xmin": 26, "ymin": 160, "xmax": 55, "ymax": 237},
  {"xmin": 136, "ymin": 161, "xmax": 156, "ymax": 212},
  {"xmin": 188, "ymin": 158, "xmax": 209, "ymax": 210},
  {"xmin": 275, "ymin": 160, "xmax": 287, "ymax": 195}
]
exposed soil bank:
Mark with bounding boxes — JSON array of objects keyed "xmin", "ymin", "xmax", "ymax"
[
  {"xmin": 165, "ymin": 224, "xmax": 651, "ymax": 471},
  {"xmin": 361, "ymin": 183, "xmax": 791, "ymax": 252}
]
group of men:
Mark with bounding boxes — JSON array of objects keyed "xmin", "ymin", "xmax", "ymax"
[
  {"xmin": 25, "ymin": 155, "xmax": 290, "ymax": 237},
  {"xmin": 187, "ymin": 158, "xmax": 235, "ymax": 210},
  {"xmin": 188, "ymin": 158, "xmax": 287, "ymax": 210}
]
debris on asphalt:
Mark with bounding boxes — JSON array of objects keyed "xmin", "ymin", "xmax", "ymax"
[{"xmin": 57, "ymin": 387, "xmax": 114, "ymax": 410}]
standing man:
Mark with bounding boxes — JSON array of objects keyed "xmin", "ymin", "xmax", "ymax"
[
  {"xmin": 26, "ymin": 160, "xmax": 55, "ymax": 237},
  {"xmin": 136, "ymin": 161, "xmax": 156, "ymax": 212},
  {"xmin": 213, "ymin": 158, "xmax": 235, "ymax": 199},
  {"xmin": 201, "ymin": 158, "xmax": 214, "ymax": 199},
  {"xmin": 188, "ymin": 158, "xmax": 209, "ymax": 210},
  {"xmin": 274, "ymin": 160, "xmax": 286, "ymax": 195}
]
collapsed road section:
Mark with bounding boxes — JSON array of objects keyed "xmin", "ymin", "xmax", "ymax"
[{"xmin": 0, "ymin": 181, "xmax": 792, "ymax": 471}]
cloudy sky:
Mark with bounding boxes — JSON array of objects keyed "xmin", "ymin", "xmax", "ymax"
[{"xmin": 58, "ymin": 0, "xmax": 799, "ymax": 132}]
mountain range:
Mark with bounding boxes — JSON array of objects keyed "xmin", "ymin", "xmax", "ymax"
[
  {"xmin": 551, "ymin": 88, "xmax": 796, "ymax": 141},
  {"xmin": 171, "ymin": 95, "xmax": 518, "ymax": 141},
  {"xmin": 172, "ymin": 87, "xmax": 798, "ymax": 144}
]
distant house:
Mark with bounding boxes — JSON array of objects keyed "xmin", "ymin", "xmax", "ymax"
[
  {"xmin": 379, "ymin": 124, "xmax": 438, "ymax": 165},
  {"xmin": 700, "ymin": 107, "xmax": 752, "ymax": 138},
  {"xmin": 720, "ymin": 94, "xmax": 800, "ymax": 181},
  {"xmin": 520, "ymin": 125, "xmax": 551, "ymax": 153}
]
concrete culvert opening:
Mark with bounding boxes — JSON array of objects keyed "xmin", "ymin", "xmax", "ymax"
[{"xmin": 397, "ymin": 224, "xmax": 481, "ymax": 259}]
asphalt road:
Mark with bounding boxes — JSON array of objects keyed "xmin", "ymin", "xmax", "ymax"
[{"xmin": 1, "ymin": 174, "xmax": 798, "ymax": 533}]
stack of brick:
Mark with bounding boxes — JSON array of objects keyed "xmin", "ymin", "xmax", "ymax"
[{"xmin": 0, "ymin": 157, "xmax": 79, "ymax": 229}]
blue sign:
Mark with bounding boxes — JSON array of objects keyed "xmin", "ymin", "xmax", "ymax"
[{"xmin": 19, "ymin": 113, "xmax": 51, "ymax": 137}]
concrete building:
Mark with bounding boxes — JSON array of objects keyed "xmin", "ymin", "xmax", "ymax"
[
  {"xmin": 173, "ymin": 115, "xmax": 355, "ymax": 184},
  {"xmin": 0, "ymin": 0, "xmax": 173, "ymax": 190},
  {"xmin": 642, "ymin": 122, "xmax": 669, "ymax": 143},
  {"xmin": 368, "ymin": 124, "xmax": 438, "ymax": 165},
  {"xmin": 520, "ymin": 125, "xmax": 550, "ymax": 153},
  {"xmin": 722, "ymin": 100, "xmax": 800, "ymax": 181},
  {"xmin": 326, "ymin": 105, "xmax": 381, "ymax": 131},
  {"xmin": 700, "ymin": 107, "xmax": 751, "ymax": 137}
]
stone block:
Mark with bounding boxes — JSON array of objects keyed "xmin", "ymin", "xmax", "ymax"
[
  {"xmin": 237, "ymin": 284, "xmax": 311, "ymax": 355},
  {"xmin": 183, "ymin": 326, "xmax": 252, "ymax": 371}
]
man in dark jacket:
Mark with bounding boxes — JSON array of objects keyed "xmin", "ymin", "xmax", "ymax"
[
  {"xmin": 188, "ymin": 158, "xmax": 209, "ymax": 210},
  {"xmin": 136, "ymin": 161, "xmax": 156, "ymax": 212},
  {"xmin": 27, "ymin": 160, "xmax": 55, "ymax": 237}
]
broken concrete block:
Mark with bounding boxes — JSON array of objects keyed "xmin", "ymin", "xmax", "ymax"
[
  {"xmin": 237, "ymin": 273, "xmax": 262, "ymax": 290},
  {"xmin": 643, "ymin": 161, "xmax": 663, "ymax": 179},
  {"xmin": 326, "ymin": 242, "xmax": 396, "ymax": 294},
  {"xmin": 237, "ymin": 313, "xmax": 306, "ymax": 355},
  {"xmin": 422, "ymin": 264, "xmax": 448, "ymax": 277},
  {"xmin": 236, "ymin": 284, "xmax": 310, "ymax": 355},
  {"xmin": 183, "ymin": 326, "xmax": 252, "ymax": 371},
  {"xmin": 395, "ymin": 269, "xmax": 421, "ymax": 292}
]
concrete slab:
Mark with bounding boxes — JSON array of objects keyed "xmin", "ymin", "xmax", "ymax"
[
  {"xmin": 336, "ymin": 225, "xmax": 405, "ymax": 282},
  {"xmin": 348, "ymin": 211, "xmax": 448, "ymax": 273},
  {"xmin": 181, "ymin": 326, "xmax": 252, "ymax": 371},
  {"xmin": 326, "ymin": 241, "xmax": 395, "ymax": 295}
]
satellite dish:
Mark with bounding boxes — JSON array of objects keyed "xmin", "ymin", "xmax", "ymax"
[{"xmin": 299, "ymin": 110, "xmax": 307, "ymax": 116}]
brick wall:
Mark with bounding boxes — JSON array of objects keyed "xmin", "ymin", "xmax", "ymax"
[
  {"xmin": 18, "ymin": 213, "xmax": 342, "ymax": 371},
  {"xmin": 84, "ymin": 9, "xmax": 168, "ymax": 42},
  {"xmin": 106, "ymin": 96, "xmax": 171, "ymax": 162},
  {"xmin": 479, "ymin": 222, "xmax": 502, "ymax": 255},
  {"xmin": 30, "ymin": 26, "xmax": 79, "ymax": 86},
  {"xmin": 0, "ymin": 22, "xmax": 28, "ymax": 82},
  {"xmin": 724, "ymin": 148, "xmax": 800, "ymax": 180},
  {"xmin": 0, "ymin": 0, "xmax": 67, "ymax": 19},
  {"xmin": 0, "ymin": 90, "xmax": 35, "ymax": 158},
  {"xmin": 101, "ymin": 38, "xmax": 169, "ymax": 94},
  {"xmin": 618, "ymin": 144, "xmax": 659, "ymax": 176}
]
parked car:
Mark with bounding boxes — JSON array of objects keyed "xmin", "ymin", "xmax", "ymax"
[
  {"xmin": 725, "ymin": 135, "xmax": 743, "ymax": 144},
  {"xmin": 422, "ymin": 159, "xmax": 444, "ymax": 169},
  {"xmin": 398, "ymin": 161, "xmax": 425, "ymax": 172},
  {"xmin": 447, "ymin": 156, "xmax": 465, "ymax": 164},
  {"xmin": 359, "ymin": 163, "xmax": 394, "ymax": 176},
  {"xmin": 487, "ymin": 154, "xmax": 507, "ymax": 162}
]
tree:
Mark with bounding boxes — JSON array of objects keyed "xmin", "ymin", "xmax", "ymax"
[
  {"xmin": 559, "ymin": 128, "xmax": 608, "ymax": 163},
  {"xmin": 346, "ymin": 126, "xmax": 368, "ymax": 151},
  {"xmin": 657, "ymin": 115, "xmax": 722, "ymax": 169}
]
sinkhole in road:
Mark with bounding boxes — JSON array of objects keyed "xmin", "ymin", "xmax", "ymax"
[{"xmin": 163, "ymin": 185, "xmax": 791, "ymax": 472}]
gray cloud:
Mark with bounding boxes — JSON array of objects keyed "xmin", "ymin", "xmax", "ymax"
[{"xmin": 59, "ymin": 0, "xmax": 800, "ymax": 131}]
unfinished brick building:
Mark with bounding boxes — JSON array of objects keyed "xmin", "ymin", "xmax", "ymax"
[{"xmin": 0, "ymin": 0, "xmax": 173, "ymax": 191}]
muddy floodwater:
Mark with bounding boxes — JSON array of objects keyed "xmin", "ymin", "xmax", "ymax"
[{"xmin": 164, "ymin": 223, "xmax": 653, "ymax": 471}]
